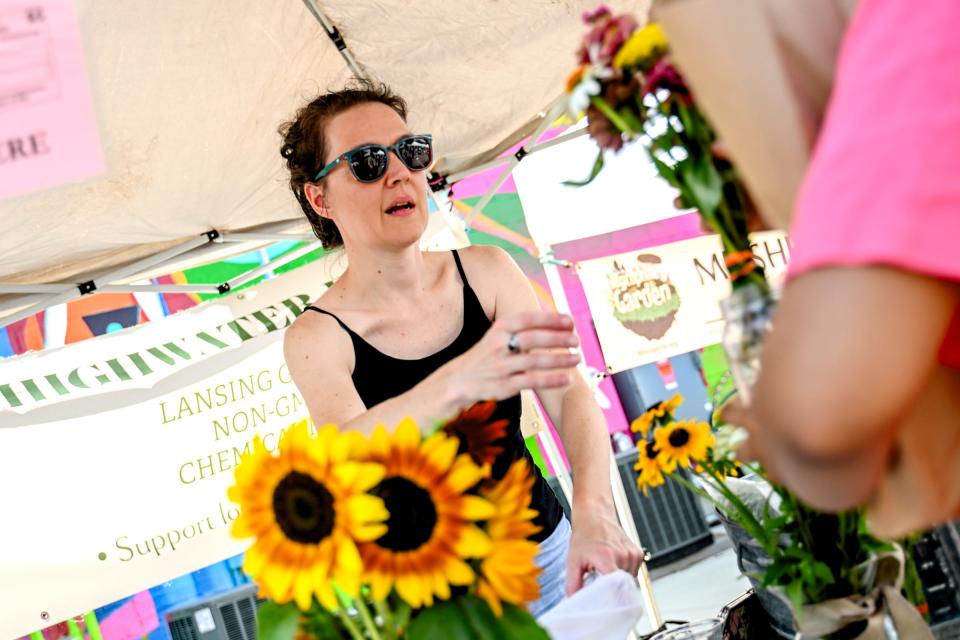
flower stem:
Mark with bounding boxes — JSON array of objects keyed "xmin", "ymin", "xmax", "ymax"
[
  {"xmin": 393, "ymin": 597, "xmax": 412, "ymax": 636},
  {"xmin": 373, "ymin": 600, "xmax": 396, "ymax": 640},
  {"xmin": 334, "ymin": 608, "xmax": 365, "ymax": 640},
  {"xmin": 590, "ymin": 96, "xmax": 636, "ymax": 135},
  {"xmin": 354, "ymin": 597, "xmax": 383, "ymax": 640}
]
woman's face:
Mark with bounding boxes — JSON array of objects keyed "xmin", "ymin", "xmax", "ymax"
[{"xmin": 314, "ymin": 102, "xmax": 431, "ymax": 251}]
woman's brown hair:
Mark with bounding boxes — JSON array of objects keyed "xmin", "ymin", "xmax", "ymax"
[{"xmin": 279, "ymin": 79, "xmax": 408, "ymax": 249}]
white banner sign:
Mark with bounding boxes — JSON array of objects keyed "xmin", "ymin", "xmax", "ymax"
[
  {"xmin": 0, "ymin": 257, "xmax": 341, "ymax": 639},
  {"xmin": 577, "ymin": 232, "xmax": 790, "ymax": 374}
]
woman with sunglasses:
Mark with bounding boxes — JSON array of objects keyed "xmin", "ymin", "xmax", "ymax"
[{"xmin": 279, "ymin": 80, "xmax": 642, "ymax": 616}]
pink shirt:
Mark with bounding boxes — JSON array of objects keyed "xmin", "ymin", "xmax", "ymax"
[{"xmin": 788, "ymin": 0, "xmax": 960, "ymax": 366}]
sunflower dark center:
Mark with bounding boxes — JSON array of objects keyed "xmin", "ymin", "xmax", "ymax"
[
  {"xmin": 373, "ymin": 476, "xmax": 438, "ymax": 552},
  {"xmin": 645, "ymin": 441, "xmax": 660, "ymax": 460},
  {"xmin": 668, "ymin": 428, "xmax": 690, "ymax": 448},
  {"xmin": 272, "ymin": 471, "xmax": 335, "ymax": 544}
]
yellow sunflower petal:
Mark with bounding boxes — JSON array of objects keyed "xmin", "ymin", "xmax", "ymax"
[
  {"xmin": 369, "ymin": 571, "xmax": 393, "ymax": 601},
  {"xmin": 452, "ymin": 525, "xmax": 493, "ymax": 558},
  {"xmin": 293, "ymin": 570, "xmax": 314, "ymax": 611},
  {"xmin": 353, "ymin": 521, "xmax": 389, "ymax": 542},
  {"xmin": 396, "ymin": 574, "xmax": 426, "ymax": 609},
  {"xmin": 432, "ymin": 570, "xmax": 451, "ymax": 601},
  {"xmin": 369, "ymin": 425, "xmax": 391, "ymax": 460},
  {"xmin": 316, "ymin": 581, "xmax": 340, "ymax": 612},
  {"xmin": 477, "ymin": 580, "xmax": 504, "ymax": 617},
  {"xmin": 335, "ymin": 538, "xmax": 363, "ymax": 575},
  {"xmin": 343, "ymin": 493, "xmax": 389, "ymax": 527},
  {"xmin": 422, "ymin": 433, "xmax": 459, "ymax": 471},
  {"xmin": 351, "ymin": 462, "xmax": 387, "ymax": 492},
  {"xmin": 445, "ymin": 557, "xmax": 476, "ymax": 586},
  {"xmin": 447, "ymin": 495, "xmax": 496, "ymax": 520},
  {"xmin": 262, "ymin": 553, "xmax": 297, "ymax": 602},
  {"xmin": 337, "ymin": 570, "xmax": 361, "ymax": 600},
  {"xmin": 446, "ymin": 457, "xmax": 486, "ymax": 493},
  {"xmin": 391, "ymin": 418, "xmax": 421, "ymax": 451}
]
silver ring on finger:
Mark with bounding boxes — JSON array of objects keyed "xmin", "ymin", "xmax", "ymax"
[{"xmin": 507, "ymin": 333, "xmax": 522, "ymax": 354}]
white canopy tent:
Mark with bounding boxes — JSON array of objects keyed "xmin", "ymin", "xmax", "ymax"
[{"xmin": 0, "ymin": 0, "xmax": 649, "ymax": 327}]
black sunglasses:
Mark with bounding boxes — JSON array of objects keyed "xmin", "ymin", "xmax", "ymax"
[{"xmin": 314, "ymin": 134, "xmax": 433, "ymax": 183}]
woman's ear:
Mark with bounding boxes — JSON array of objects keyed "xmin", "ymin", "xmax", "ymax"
[{"xmin": 304, "ymin": 182, "xmax": 329, "ymax": 218}]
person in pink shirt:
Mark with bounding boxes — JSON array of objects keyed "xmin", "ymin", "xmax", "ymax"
[{"xmin": 743, "ymin": 0, "xmax": 960, "ymax": 538}]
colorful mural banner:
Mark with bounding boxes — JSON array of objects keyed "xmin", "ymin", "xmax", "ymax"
[{"xmin": 576, "ymin": 232, "xmax": 790, "ymax": 374}]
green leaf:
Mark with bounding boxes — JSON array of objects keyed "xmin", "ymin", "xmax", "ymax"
[
  {"xmin": 407, "ymin": 600, "xmax": 476, "ymax": 640},
  {"xmin": 562, "ymin": 150, "xmax": 605, "ymax": 187},
  {"xmin": 683, "ymin": 154, "xmax": 723, "ymax": 215},
  {"xmin": 648, "ymin": 150, "xmax": 680, "ymax": 188},
  {"xmin": 812, "ymin": 561, "xmax": 836, "ymax": 586},
  {"xmin": 257, "ymin": 601, "xmax": 300, "ymax": 640},
  {"xmin": 785, "ymin": 580, "xmax": 805, "ymax": 613},
  {"xmin": 406, "ymin": 596, "xmax": 549, "ymax": 640},
  {"xmin": 761, "ymin": 562, "xmax": 788, "ymax": 588}
]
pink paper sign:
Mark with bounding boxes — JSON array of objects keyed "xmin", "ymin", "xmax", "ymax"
[{"xmin": 0, "ymin": 0, "xmax": 103, "ymax": 200}]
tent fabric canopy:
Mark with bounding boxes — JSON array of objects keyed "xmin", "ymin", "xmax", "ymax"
[{"xmin": 0, "ymin": 0, "xmax": 649, "ymax": 321}]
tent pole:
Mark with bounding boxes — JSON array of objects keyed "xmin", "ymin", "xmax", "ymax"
[
  {"xmin": 460, "ymin": 101, "xmax": 565, "ymax": 227},
  {"xmin": 537, "ymin": 245, "xmax": 663, "ymax": 632},
  {"xmin": 0, "ymin": 232, "xmax": 217, "ymax": 328},
  {"xmin": 225, "ymin": 241, "xmax": 322, "ymax": 291},
  {"xmin": 300, "ymin": 0, "xmax": 368, "ymax": 79},
  {"xmin": 217, "ymin": 232, "xmax": 315, "ymax": 243},
  {"xmin": 98, "ymin": 284, "xmax": 223, "ymax": 294},
  {"xmin": 446, "ymin": 125, "xmax": 589, "ymax": 185},
  {"xmin": 0, "ymin": 284, "xmax": 68, "ymax": 294},
  {"xmin": 462, "ymin": 162, "xmax": 516, "ymax": 228}
]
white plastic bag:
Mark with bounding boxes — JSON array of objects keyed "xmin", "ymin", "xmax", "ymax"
[{"xmin": 537, "ymin": 570, "xmax": 644, "ymax": 640}]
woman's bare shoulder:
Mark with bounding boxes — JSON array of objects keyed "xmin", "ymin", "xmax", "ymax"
[{"xmin": 284, "ymin": 297, "xmax": 354, "ymax": 375}]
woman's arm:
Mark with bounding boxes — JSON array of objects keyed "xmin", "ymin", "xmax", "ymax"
[
  {"xmin": 465, "ymin": 245, "xmax": 642, "ymax": 592},
  {"xmin": 283, "ymin": 295, "xmax": 580, "ymax": 435},
  {"xmin": 752, "ymin": 265, "xmax": 960, "ymax": 511}
]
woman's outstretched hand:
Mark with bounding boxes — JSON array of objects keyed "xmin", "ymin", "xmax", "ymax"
[{"xmin": 439, "ymin": 311, "xmax": 581, "ymax": 409}]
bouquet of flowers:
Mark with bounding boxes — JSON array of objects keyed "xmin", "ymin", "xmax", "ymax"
[
  {"xmin": 565, "ymin": 6, "xmax": 778, "ymax": 398},
  {"xmin": 565, "ymin": 7, "xmax": 767, "ymax": 297},
  {"xmin": 629, "ymin": 394, "xmax": 930, "ymax": 639},
  {"xmin": 228, "ymin": 403, "xmax": 549, "ymax": 640}
]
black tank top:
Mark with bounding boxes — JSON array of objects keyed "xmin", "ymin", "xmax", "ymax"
[{"xmin": 305, "ymin": 250, "xmax": 563, "ymax": 542}]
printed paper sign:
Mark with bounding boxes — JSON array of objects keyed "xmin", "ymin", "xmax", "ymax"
[
  {"xmin": 577, "ymin": 232, "xmax": 790, "ymax": 373},
  {"xmin": 0, "ymin": 0, "xmax": 103, "ymax": 200}
]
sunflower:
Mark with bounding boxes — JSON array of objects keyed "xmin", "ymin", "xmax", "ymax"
[
  {"xmin": 660, "ymin": 393, "xmax": 684, "ymax": 414},
  {"xmin": 653, "ymin": 420, "xmax": 715, "ymax": 473},
  {"xmin": 356, "ymin": 419, "xmax": 496, "ymax": 609},
  {"xmin": 228, "ymin": 420, "xmax": 388, "ymax": 611},
  {"xmin": 442, "ymin": 401, "xmax": 508, "ymax": 467},
  {"xmin": 475, "ymin": 460, "xmax": 543, "ymax": 616},
  {"xmin": 634, "ymin": 440, "xmax": 666, "ymax": 495},
  {"xmin": 629, "ymin": 393, "xmax": 684, "ymax": 438}
]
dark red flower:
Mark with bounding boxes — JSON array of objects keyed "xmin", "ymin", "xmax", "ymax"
[
  {"xmin": 644, "ymin": 59, "xmax": 689, "ymax": 96},
  {"xmin": 442, "ymin": 401, "xmax": 508, "ymax": 466},
  {"xmin": 577, "ymin": 11, "xmax": 639, "ymax": 66}
]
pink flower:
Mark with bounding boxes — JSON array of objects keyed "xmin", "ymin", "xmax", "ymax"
[
  {"xmin": 582, "ymin": 5, "xmax": 612, "ymax": 24},
  {"xmin": 577, "ymin": 12, "xmax": 639, "ymax": 66},
  {"xmin": 644, "ymin": 59, "xmax": 688, "ymax": 96}
]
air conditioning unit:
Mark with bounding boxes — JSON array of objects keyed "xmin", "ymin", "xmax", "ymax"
[
  {"xmin": 613, "ymin": 450, "xmax": 713, "ymax": 567},
  {"xmin": 166, "ymin": 584, "xmax": 258, "ymax": 640}
]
